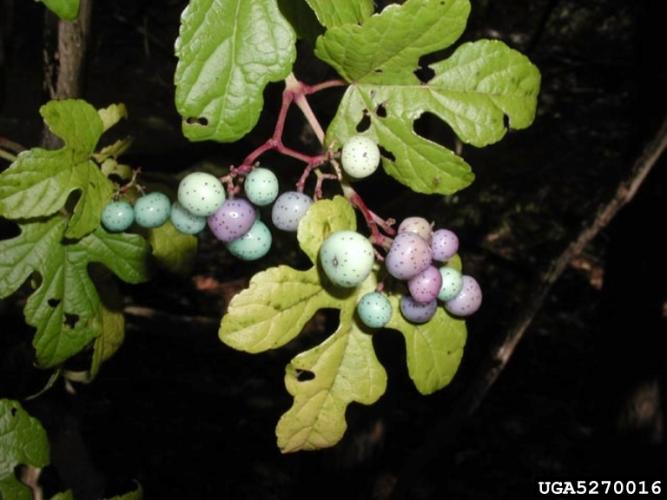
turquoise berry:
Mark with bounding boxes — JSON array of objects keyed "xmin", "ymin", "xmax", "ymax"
[
  {"xmin": 170, "ymin": 202, "xmax": 206, "ymax": 235},
  {"xmin": 225, "ymin": 220, "xmax": 272, "ymax": 261},
  {"xmin": 357, "ymin": 292, "xmax": 392, "ymax": 329},
  {"xmin": 437, "ymin": 266, "xmax": 463, "ymax": 301},
  {"xmin": 101, "ymin": 200, "xmax": 134, "ymax": 232},
  {"xmin": 245, "ymin": 167, "xmax": 279, "ymax": 206},
  {"xmin": 320, "ymin": 230, "xmax": 375, "ymax": 288},
  {"xmin": 177, "ymin": 172, "xmax": 226, "ymax": 217},
  {"xmin": 134, "ymin": 192, "xmax": 171, "ymax": 228}
]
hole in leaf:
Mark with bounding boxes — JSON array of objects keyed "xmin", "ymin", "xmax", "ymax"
[
  {"xmin": 10, "ymin": 407, "xmax": 17, "ymax": 416},
  {"xmin": 378, "ymin": 145, "xmax": 396, "ymax": 162},
  {"xmin": 356, "ymin": 112, "xmax": 371, "ymax": 133},
  {"xmin": 64, "ymin": 313, "xmax": 79, "ymax": 329},
  {"xmin": 376, "ymin": 104, "xmax": 387, "ymax": 118},
  {"xmin": 48, "ymin": 298, "xmax": 61, "ymax": 308},
  {"xmin": 414, "ymin": 65, "xmax": 435, "ymax": 82},
  {"xmin": 374, "ymin": 68, "xmax": 383, "ymax": 74},
  {"xmin": 186, "ymin": 116, "xmax": 209, "ymax": 126},
  {"xmin": 414, "ymin": 112, "xmax": 459, "ymax": 150},
  {"xmin": 295, "ymin": 369, "xmax": 315, "ymax": 382}
]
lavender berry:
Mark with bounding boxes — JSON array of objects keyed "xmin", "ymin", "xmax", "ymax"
[
  {"xmin": 385, "ymin": 232, "xmax": 432, "ymax": 280},
  {"xmin": 431, "ymin": 228, "xmax": 459, "ymax": 262},
  {"xmin": 445, "ymin": 275, "xmax": 482, "ymax": 317},
  {"xmin": 399, "ymin": 296, "xmax": 438, "ymax": 324},
  {"xmin": 407, "ymin": 265, "xmax": 443, "ymax": 304},
  {"xmin": 271, "ymin": 191, "xmax": 313, "ymax": 232},
  {"xmin": 208, "ymin": 198, "xmax": 257, "ymax": 242}
]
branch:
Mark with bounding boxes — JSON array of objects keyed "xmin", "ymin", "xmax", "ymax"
[{"xmin": 388, "ymin": 115, "xmax": 667, "ymax": 499}]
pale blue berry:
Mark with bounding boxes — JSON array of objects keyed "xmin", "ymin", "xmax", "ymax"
[
  {"xmin": 170, "ymin": 202, "xmax": 206, "ymax": 235},
  {"xmin": 245, "ymin": 167, "xmax": 279, "ymax": 206},
  {"xmin": 357, "ymin": 292, "xmax": 392, "ymax": 329},
  {"xmin": 320, "ymin": 231, "xmax": 374, "ymax": 288},
  {"xmin": 437, "ymin": 266, "xmax": 463, "ymax": 301},
  {"xmin": 134, "ymin": 192, "xmax": 171, "ymax": 228},
  {"xmin": 225, "ymin": 220, "xmax": 272, "ymax": 261},
  {"xmin": 271, "ymin": 191, "xmax": 312, "ymax": 232},
  {"xmin": 101, "ymin": 200, "xmax": 134, "ymax": 232},
  {"xmin": 178, "ymin": 172, "xmax": 225, "ymax": 217}
]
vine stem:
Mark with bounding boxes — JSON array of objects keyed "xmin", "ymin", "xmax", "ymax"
[{"xmin": 0, "ymin": 148, "xmax": 17, "ymax": 162}]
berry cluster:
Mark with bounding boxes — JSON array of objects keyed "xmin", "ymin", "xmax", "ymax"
[{"xmin": 101, "ymin": 167, "xmax": 316, "ymax": 261}]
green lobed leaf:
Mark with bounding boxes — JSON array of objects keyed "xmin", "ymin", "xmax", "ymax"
[
  {"xmin": 387, "ymin": 296, "xmax": 466, "ymax": 394},
  {"xmin": 0, "ymin": 400, "xmax": 49, "ymax": 500},
  {"xmin": 277, "ymin": 310, "xmax": 387, "ymax": 452},
  {"xmin": 297, "ymin": 195, "xmax": 356, "ymax": 264},
  {"xmin": 0, "ymin": 100, "xmax": 113, "ymax": 239},
  {"xmin": 41, "ymin": 0, "xmax": 79, "ymax": 20},
  {"xmin": 318, "ymin": 0, "xmax": 540, "ymax": 195},
  {"xmin": 98, "ymin": 103, "xmax": 128, "ymax": 133},
  {"xmin": 147, "ymin": 221, "xmax": 198, "ymax": 275},
  {"xmin": 303, "ymin": 0, "xmax": 374, "ymax": 28},
  {"xmin": 174, "ymin": 0, "xmax": 297, "ymax": 142},
  {"xmin": 0, "ymin": 216, "xmax": 149, "ymax": 368}
]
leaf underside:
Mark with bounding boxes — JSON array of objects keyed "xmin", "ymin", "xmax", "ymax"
[
  {"xmin": 219, "ymin": 197, "xmax": 467, "ymax": 452},
  {"xmin": 317, "ymin": 0, "xmax": 541, "ymax": 196},
  {"xmin": 174, "ymin": 0, "xmax": 297, "ymax": 142}
]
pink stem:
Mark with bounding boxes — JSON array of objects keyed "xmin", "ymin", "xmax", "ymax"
[{"xmin": 303, "ymin": 79, "xmax": 347, "ymax": 95}]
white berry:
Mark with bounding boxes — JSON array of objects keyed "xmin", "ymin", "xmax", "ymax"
[
  {"xmin": 341, "ymin": 135, "xmax": 381, "ymax": 179},
  {"xmin": 319, "ymin": 231, "xmax": 374, "ymax": 288}
]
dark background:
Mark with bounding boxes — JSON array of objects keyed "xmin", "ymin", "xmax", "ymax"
[{"xmin": 1, "ymin": 1, "xmax": 665, "ymax": 498}]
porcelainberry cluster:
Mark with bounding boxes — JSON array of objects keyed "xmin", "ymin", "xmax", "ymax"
[{"xmin": 101, "ymin": 168, "xmax": 317, "ymax": 262}]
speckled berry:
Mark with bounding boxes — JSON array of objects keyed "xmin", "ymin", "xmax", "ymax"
[
  {"xmin": 208, "ymin": 198, "xmax": 257, "ymax": 242},
  {"xmin": 244, "ymin": 167, "xmax": 279, "ymax": 206},
  {"xmin": 398, "ymin": 217, "xmax": 432, "ymax": 243},
  {"xmin": 271, "ymin": 191, "xmax": 313, "ymax": 232},
  {"xmin": 170, "ymin": 202, "xmax": 206, "ymax": 235},
  {"xmin": 408, "ymin": 265, "xmax": 443, "ymax": 304},
  {"xmin": 437, "ymin": 266, "xmax": 463, "ymax": 302},
  {"xmin": 445, "ymin": 275, "xmax": 482, "ymax": 317},
  {"xmin": 400, "ymin": 296, "xmax": 437, "ymax": 324},
  {"xmin": 320, "ymin": 231, "xmax": 374, "ymax": 288},
  {"xmin": 177, "ymin": 172, "xmax": 226, "ymax": 217},
  {"xmin": 225, "ymin": 220, "xmax": 272, "ymax": 261},
  {"xmin": 134, "ymin": 192, "xmax": 171, "ymax": 228},
  {"xmin": 357, "ymin": 292, "xmax": 392, "ymax": 329},
  {"xmin": 385, "ymin": 232, "xmax": 432, "ymax": 280},
  {"xmin": 341, "ymin": 135, "xmax": 381, "ymax": 179},
  {"xmin": 431, "ymin": 228, "xmax": 459, "ymax": 262},
  {"xmin": 101, "ymin": 200, "xmax": 134, "ymax": 232}
]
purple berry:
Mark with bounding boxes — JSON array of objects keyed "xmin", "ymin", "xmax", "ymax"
[
  {"xmin": 399, "ymin": 296, "xmax": 437, "ymax": 324},
  {"xmin": 398, "ymin": 217, "xmax": 432, "ymax": 243},
  {"xmin": 445, "ymin": 275, "xmax": 482, "ymax": 317},
  {"xmin": 431, "ymin": 229, "xmax": 459, "ymax": 262},
  {"xmin": 385, "ymin": 232, "xmax": 432, "ymax": 280},
  {"xmin": 271, "ymin": 191, "xmax": 313, "ymax": 232},
  {"xmin": 407, "ymin": 265, "xmax": 443, "ymax": 303},
  {"xmin": 208, "ymin": 198, "xmax": 256, "ymax": 242}
]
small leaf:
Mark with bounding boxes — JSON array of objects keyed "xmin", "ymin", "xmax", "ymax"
[
  {"xmin": 303, "ymin": 0, "xmax": 374, "ymax": 28},
  {"xmin": 0, "ymin": 400, "xmax": 49, "ymax": 500},
  {"xmin": 0, "ymin": 217, "xmax": 149, "ymax": 367},
  {"xmin": 277, "ymin": 313, "xmax": 387, "ymax": 452},
  {"xmin": 147, "ymin": 221, "xmax": 198, "ymax": 275},
  {"xmin": 297, "ymin": 195, "xmax": 356, "ymax": 264},
  {"xmin": 41, "ymin": 0, "xmax": 79, "ymax": 20},
  {"xmin": 386, "ymin": 296, "xmax": 466, "ymax": 394},
  {"xmin": 50, "ymin": 491, "xmax": 74, "ymax": 500},
  {"xmin": 89, "ymin": 301, "xmax": 125, "ymax": 379},
  {"xmin": 320, "ymin": 0, "xmax": 540, "ymax": 195},
  {"xmin": 174, "ymin": 0, "xmax": 297, "ymax": 142},
  {"xmin": 219, "ymin": 267, "xmax": 340, "ymax": 352},
  {"xmin": 97, "ymin": 103, "xmax": 127, "ymax": 132},
  {"xmin": 0, "ymin": 100, "xmax": 113, "ymax": 238}
]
